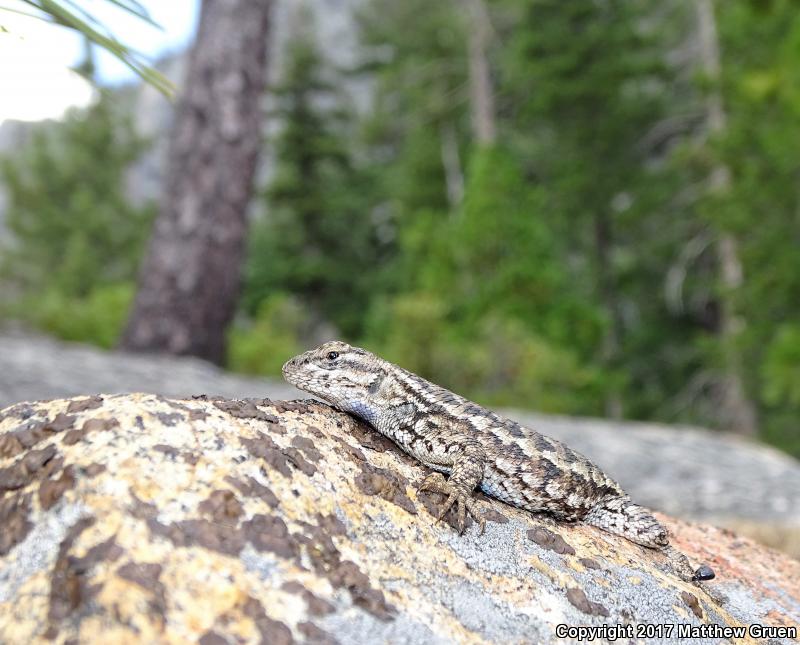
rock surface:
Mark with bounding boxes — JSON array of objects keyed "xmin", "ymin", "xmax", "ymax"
[
  {"xmin": 1, "ymin": 394, "xmax": 798, "ymax": 644},
  {"xmin": 2, "ymin": 332, "xmax": 799, "ymax": 540}
]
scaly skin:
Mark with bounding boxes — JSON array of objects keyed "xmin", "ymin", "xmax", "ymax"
[{"xmin": 282, "ymin": 340, "xmax": 714, "ymax": 583}]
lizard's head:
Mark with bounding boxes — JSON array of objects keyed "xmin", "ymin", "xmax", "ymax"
[{"xmin": 282, "ymin": 341, "xmax": 387, "ymax": 419}]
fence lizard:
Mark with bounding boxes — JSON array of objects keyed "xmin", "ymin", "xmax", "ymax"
[{"xmin": 283, "ymin": 340, "xmax": 715, "ymax": 583}]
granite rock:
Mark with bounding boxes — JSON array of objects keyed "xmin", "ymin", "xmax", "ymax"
[{"xmin": 1, "ymin": 394, "xmax": 798, "ymax": 644}]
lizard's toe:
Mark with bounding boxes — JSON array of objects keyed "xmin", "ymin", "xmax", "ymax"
[
  {"xmin": 463, "ymin": 497, "xmax": 485, "ymax": 535},
  {"xmin": 456, "ymin": 498, "xmax": 468, "ymax": 534},
  {"xmin": 437, "ymin": 491, "xmax": 458, "ymax": 520},
  {"xmin": 417, "ymin": 472, "xmax": 448, "ymax": 495}
]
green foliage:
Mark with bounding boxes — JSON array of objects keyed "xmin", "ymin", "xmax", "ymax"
[
  {"xmin": 3, "ymin": 283, "xmax": 135, "ymax": 348},
  {"xmin": 763, "ymin": 325, "xmax": 800, "ymax": 409},
  {"xmin": 5, "ymin": 0, "xmax": 800, "ymax": 457},
  {"xmin": 365, "ymin": 292, "xmax": 601, "ymax": 414},
  {"xmin": 0, "ymin": 95, "xmax": 155, "ymax": 299},
  {"xmin": 0, "ymin": 94, "xmax": 154, "ymax": 345},
  {"xmin": 243, "ymin": 12, "xmax": 381, "ymax": 337},
  {"xmin": 227, "ymin": 294, "xmax": 305, "ymax": 377},
  {"xmin": 2, "ymin": 1, "xmax": 172, "ymax": 94}
]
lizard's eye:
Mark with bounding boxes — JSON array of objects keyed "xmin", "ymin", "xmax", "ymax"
[{"xmin": 326, "ymin": 351, "xmax": 339, "ymax": 361}]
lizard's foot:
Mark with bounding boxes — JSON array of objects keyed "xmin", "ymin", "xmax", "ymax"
[{"xmin": 417, "ymin": 473, "xmax": 486, "ymax": 535}]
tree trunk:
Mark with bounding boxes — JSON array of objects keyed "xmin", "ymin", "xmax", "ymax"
[
  {"xmin": 440, "ymin": 122, "xmax": 464, "ymax": 208},
  {"xmin": 466, "ymin": 0, "xmax": 496, "ymax": 146},
  {"xmin": 695, "ymin": 0, "xmax": 758, "ymax": 435},
  {"xmin": 121, "ymin": 0, "xmax": 273, "ymax": 364}
]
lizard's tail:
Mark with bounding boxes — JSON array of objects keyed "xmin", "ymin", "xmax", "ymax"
[
  {"xmin": 584, "ymin": 496, "xmax": 714, "ymax": 582},
  {"xmin": 584, "ymin": 496, "xmax": 669, "ymax": 548}
]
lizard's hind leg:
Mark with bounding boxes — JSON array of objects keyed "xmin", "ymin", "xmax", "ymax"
[{"xmin": 584, "ymin": 496, "xmax": 714, "ymax": 582}]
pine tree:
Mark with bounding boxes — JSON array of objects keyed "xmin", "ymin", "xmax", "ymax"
[
  {"xmin": 499, "ymin": 0, "xmax": 682, "ymax": 418},
  {"xmin": 0, "ymin": 94, "xmax": 154, "ymax": 299},
  {"xmin": 242, "ymin": 9, "xmax": 379, "ymax": 338}
]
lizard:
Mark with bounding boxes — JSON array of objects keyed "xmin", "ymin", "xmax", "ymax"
[{"xmin": 282, "ymin": 340, "xmax": 715, "ymax": 583}]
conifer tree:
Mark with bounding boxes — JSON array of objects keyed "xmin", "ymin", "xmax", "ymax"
[
  {"xmin": 0, "ymin": 95, "xmax": 154, "ymax": 299},
  {"xmin": 243, "ymin": 8, "xmax": 379, "ymax": 337}
]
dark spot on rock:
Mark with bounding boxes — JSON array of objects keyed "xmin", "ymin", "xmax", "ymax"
[
  {"xmin": 273, "ymin": 400, "xmax": 312, "ymax": 414},
  {"xmin": 242, "ymin": 595, "xmax": 293, "ymax": 645},
  {"xmin": 0, "ymin": 433, "xmax": 25, "ymax": 459},
  {"xmin": 298, "ymin": 621, "xmax": 338, "ymax": 644},
  {"xmin": 0, "ymin": 492, "xmax": 32, "ymax": 555},
  {"xmin": 214, "ymin": 399, "xmax": 272, "ymax": 421},
  {"xmin": 188, "ymin": 409, "xmax": 210, "ymax": 421},
  {"xmin": 528, "ymin": 527, "xmax": 576, "ymax": 556},
  {"xmin": 256, "ymin": 410, "xmax": 281, "ymax": 425},
  {"xmin": 149, "ymin": 518, "xmax": 246, "ymax": 556},
  {"xmin": 349, "ymin": 422, "xmax": 394, "ymax": 453},
  {"xmin": 332, "ymin": 437, "xmax": 365, "ymax": 463},
  {"xmin": 282, "ymin": 447, "xmax": 317, "ymax": 476},
  {"xmin": 0, "ymin": 443, "xmax": 58, "ymax": 491},
  {"xmin": 329, "ymin": 560, "xmax": 395, "ymax": 620},
  {"xmin": 157, "ymin": 398, "xmax": 210, "ymax": 422},
  {"xmin": 84, "ymin": 463, "xmax": 106, "ymax": 478},
  {"xmin": 61, "ymin": 430, "xmax": 84, "ymax": 446},
  {"xmin": 153, "ymin": 444, "xmax": 179, "ymax": 459},
  {"xmin": 316, "ymin": 513, "xmax": 347, "ymax": 536},
  {"xmin": 0, "ymin": 402, "xmax": 37, "ymax": 421},
  {"xmin": 298, "ymin": 520, "xmax": 395, "ymax": 621},
  {"xmin": 199, "ymin": 490, "xmax": 244, "ymax": 522},
  {"xmin": 62, "ymin": 417, "xmax": 118, "ymax": 445},
  {"xmin": 281, "ymin": 581, "xmax": 335, "ymax": 616},
  {"xmin": 0, "ymin": 413, "xmax": 77, "ymax": 458},
  {"xmin": 48, "ymin": 517, "xmax": 96, "ymax": 625},
  {"xmin": 183, "ymin": 452, "xmax": 200, "ymax": 465},
  {"xmin": 305, "ymin": 425, "xmax": 324, "ymax": 439},
  {"xmin": 154, "ymin": 411, "xmax": 184, "ymax": 427},
  {"xmin": 579, "ymin": 557, "xmax": 602, "ymax": 570},
  {"xmin": 240, "ymin": 433, "xmax": 291, "ymax": 477},
  {"xmin": 566, "ymin": 587, "xmax": 609, "ymax": 617},
  {"xmin": 355, "ymin": 466, "xmax": 416, "ymax": 515},
  {"xmin": 681, "ymin": 591, "xmax": 703, "ymax": 619},
  {"xmin": 129, "ymin": 492, "xmax": 159, "ymax": 520},
  {"xmin": 39, "ymin": 466, "xmax": 76, "ymax": 510},
  {"xmin": 135, "ymin": 416, "xmax": 145, "ymax": 430},
  {"xmin": 224, "ymin": 476, "xmax": 279, "ymax": 508},
  {"xmin": 198, "ymin": 631, "xmax": 228, "ymax": 645},
  {"xmin": 117, "ymin": 561, "xmax": 167, "ymax": 617},
  {"xmin": 46, "ymin": 413, "xmax": 77, "ymax": 432},
  {"xmin": 48, "ymin": 518, "xmax": 122, "ymax": 632},
  {"xmin": 66, "ymin": 397, "xmax": 103, "ymax": 413},
  {"xmin": 242, "ymin": 514, "xmax": 297, "ymax": 558},
  {"xmin": 291, "ymin": 436, "xmax": 323, "ymax": 463},
  {"xmin": 481, "ymin": 508, "xmax": 509, "ymax": 524}
]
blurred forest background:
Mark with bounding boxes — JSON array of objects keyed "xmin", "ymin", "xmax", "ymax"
[{"xmin": 1, "ymin": 0, "xmax": 799, "ymax": 456}]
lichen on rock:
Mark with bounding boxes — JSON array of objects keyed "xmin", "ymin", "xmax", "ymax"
[{"xmin": 0, "ymin": 393, "xmax": 798, "ymax": 644}]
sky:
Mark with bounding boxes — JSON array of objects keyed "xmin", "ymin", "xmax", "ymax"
[{"xmin": 0, "ymin": 0, "xmax": 199, "ymax": 124}]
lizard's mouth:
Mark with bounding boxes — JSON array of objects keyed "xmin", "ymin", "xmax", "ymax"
[{"xmin": 281, "ymin": 359, "xmax": 304, "ymax": 389}]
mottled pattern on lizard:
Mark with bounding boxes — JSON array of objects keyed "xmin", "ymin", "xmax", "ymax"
[{"xmin": 282, "ymin": 341, "xmax": 715, "ymax": 583}]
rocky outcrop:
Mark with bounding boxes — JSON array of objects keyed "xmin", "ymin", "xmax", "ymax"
[
  {"xmin": 1, "ymin": 394, "xmax": 798, "ymax": 644},
  {"xmin": 3, "ymin": 332, "xmax": 800, "ymax": 547}
]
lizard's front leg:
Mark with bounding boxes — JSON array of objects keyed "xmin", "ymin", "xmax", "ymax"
[{"xmin": 417, "ymin": 440, "xmax": 487, "ymax": 535}]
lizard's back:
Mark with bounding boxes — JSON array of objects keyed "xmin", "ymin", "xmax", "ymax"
[{"xmin": 391, "ymin": 365, "xmax": 625, "ymax": 520}]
